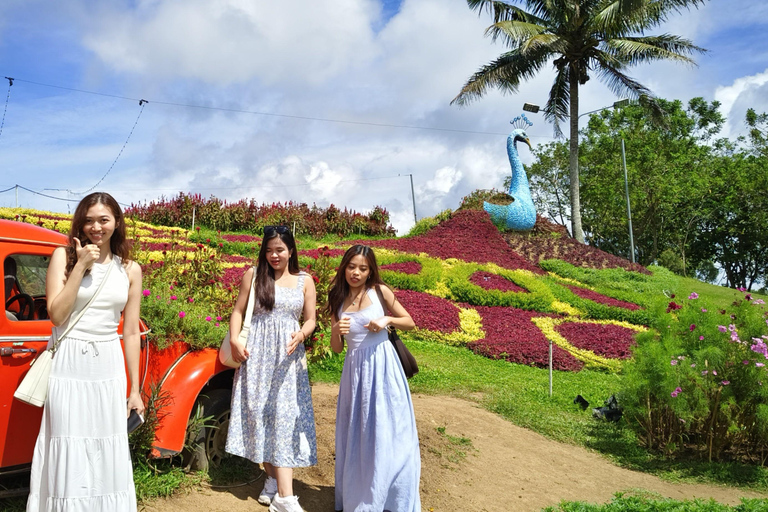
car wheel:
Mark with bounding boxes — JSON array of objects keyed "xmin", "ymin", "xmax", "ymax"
[{"xmin": 183, "ymin": 388, "xmax": 232, "ymax": 472}]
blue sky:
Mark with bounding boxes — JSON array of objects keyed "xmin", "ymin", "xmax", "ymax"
[{"xmin": 1, "ymin": 0, "xmax": 766, "ymax": 233}]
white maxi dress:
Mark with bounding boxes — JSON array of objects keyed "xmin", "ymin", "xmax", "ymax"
[{"xmin": 27, "ymin": 256, "xmax": 137, "ymax": 512}]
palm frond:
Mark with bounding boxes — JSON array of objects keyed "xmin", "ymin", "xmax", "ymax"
[
  {"xmin": 485, "ymin": 20, "xmax": 547, "ymax": 46},
  {"xmin": 543, "ymin": 66, "xmax": 570, "ymax": 137},
  {"xmin": 521, "ymin": 33, "xmax": 564, "ymax": 54},
  {"xmin": 451, "ymin": 48, "xmax": 551, "ymax": 106},
  {"xmin": 468, "ymin": 0, "xmax": 546, "ymax": 24},
  {"xmin": 593, "ymin": 0, "xmax": 656, "ymax": 34},
  {"xmin": 591, "ymin": 51, "xmax": 655, "ymax": 100},
  {"xmin": 604, "ymin": 35, "xmax": 705, "ymax": 66},
  {"xmin": 640, "ymin": 0, "xmax": 709, "ymax": 30}
]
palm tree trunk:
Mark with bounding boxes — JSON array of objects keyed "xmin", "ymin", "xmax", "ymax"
[{"xmin": 569, "ymin": 72, "xmax": 585, "ymax": 243}]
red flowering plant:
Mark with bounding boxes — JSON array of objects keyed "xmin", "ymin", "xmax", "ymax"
[
  {"xmin": 301, "ymin": 249, "xmax": 337, "ymax": 363},
  {"xmin": 352, "ymin": 210, "xmax": 542, "ymax": 273},
  {"xmin": 565, "ymin": 285, "xmax": 640, "ymax": 310},
  {"xmin": 555, "ymin": 322, "xmax": 637, "ymax": 359},
  {"xmin": 621, "ymin": 290, "xmax": 768, "ymax": 461},
  {"xmin": 394, "ymin": 290, "xmax": 461, "ymax": 333},
  {"xmin": 468, "ymin": 306, "xmax": 583, "ymax": 371},
  {"xmin": 377, "ymin": 253, "xmax": 442, "ymax": 292},
  {"xmin": 470, "ymin": 271, "xmax": 527, "ymax": 293},
  {"xmin": 381, "ymin": 261, "xmax": 422, "ymax": 275}
]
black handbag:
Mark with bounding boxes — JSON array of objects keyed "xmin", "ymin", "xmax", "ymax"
[{"xmin": 374, "ymin": 285, "xmax": 419, "ymax": 379}]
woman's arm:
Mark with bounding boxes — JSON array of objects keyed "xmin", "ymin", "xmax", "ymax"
[
  {"xmin": 124, "ymin": 262, "xmax": 145, "ymax": 416},
  {"xmin": 46, "ymin": 241, "xmax": 98, "ymax": 326},
  {"xmin": 228, "ymin": 267, "xmax": 255, "ymax": 362},
  {"xmin": 288, "ymin": 274, "xmax": 317, "ymax": 355},
  {"xmin": 366, "ymin": 285, "xmax": 415, "ymax": 332}
]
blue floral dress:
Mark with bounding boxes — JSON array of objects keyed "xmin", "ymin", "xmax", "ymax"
[{"xmin": 225, "ymin": 272, "xmax": 317, "ymax": 467}]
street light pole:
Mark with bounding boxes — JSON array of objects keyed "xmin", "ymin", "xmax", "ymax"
[{"xmin": 621, "ymin": 139, "xmax": 635, "ymax": 263}]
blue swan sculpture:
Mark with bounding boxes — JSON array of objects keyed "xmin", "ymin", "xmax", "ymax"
[{"xmin": 484, "ymin": 116, "xmax": 536, "ymax": 231}]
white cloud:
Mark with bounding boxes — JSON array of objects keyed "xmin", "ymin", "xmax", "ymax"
[{"xmin": 714, "ymin": 69, "xmax": 768, "ymax": 136}]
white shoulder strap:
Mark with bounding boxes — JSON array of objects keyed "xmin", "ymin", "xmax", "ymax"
[{"xmin": 242, "ymin": 267, "xmax": 257, "ymax": 325}]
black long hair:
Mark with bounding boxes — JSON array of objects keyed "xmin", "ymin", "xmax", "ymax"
[
  {"xmin": 326, "ymin": 244, "xmax": 388, "ymax": 319},
  {"xmin": 254, "ymin": 226, "xmax": 300, "ymax": 311},
  {"xmin": 66, "ymin": 192, "xmax": 131, "ymax": 276}
]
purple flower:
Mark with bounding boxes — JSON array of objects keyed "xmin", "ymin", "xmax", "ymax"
[
  {"xmin": 728, "ymin": 324, "xmax": 736, "ymax": 332},
  {"xmin": 754, "ymin": 299, "xmax": 766, "ymax": 305},
  {"xmin": 188, "ymin": 297, "xmax": 194, "ymax": 303},
  {"xmin": 701, "ymin": 308, "xmax": 708, "ymax": 313},
  {"xmin": 757, "ymin": 363, "xmax": 765, "ymax": 367},
  {"xmin": 738, "ymin": 287, "xmax": 746, "ymax": 292},
  {"xmin": 744, "ymin": 360, "xmax": 750, "ymax": 365},
  {"xmin": 691, "ymin": 363, "xmax": 696, "ymax": 368},
  {"xmin": 712, "ymin": 370, "xmax": 717, "ymax": 376},
  {"xmin": 142, "ymin": 289, "xmax": 151, "ymax": 297},
  {"xmin": 179, "ymin": 311, "xmax": 186, "ymax": 319},
  {"xmin": 699, "ymin": 336, "xmax": 705, "ymax": 341},
  {"xmin": 718, "ymin": 325, "xmax": 727, "ymax": 333},
  {"xmin": 216, "ymin": 316, "xmax": 222, "ymax": 321},
  {"xmin": 671, "ymin": 360, "xmax": 678, "ymax": 366},
  {"xmin": 170, "ymin": 295, "xmax": 178, "ymax": 300},
  {"xmin": 205, "ymin": 316, "xmax": 212, "ymax": 321},
  {"xmin": 702, "ymin": 370, "xmax": 708, "ymax": 376},
  {"xmin": 721, "ymin": 381, "xmax": 730, "ymax": 386},
  {"xmin": 671, "ymin": 391, "xmax": 679, "ymax": 397},
  {"xmin": 688, "ymin": 292, "xmax": 699, "ymax": 300},
  {"xmin": 689, "ymin": 324, "xmax": 696, "ymax": 331},
  {"xmin": 215, "ymin": 322, "xmax": 220, "ymax": 327}
]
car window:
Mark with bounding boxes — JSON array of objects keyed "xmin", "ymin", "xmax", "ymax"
[{"xmin": 5, "ymin": 254, "xmax": 50, "ymax": 321}]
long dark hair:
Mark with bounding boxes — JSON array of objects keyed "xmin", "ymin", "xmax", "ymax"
[
  {"xmin": 66, "ymin": 192, "xmax": 131, "ymax": 276},
  {"xmin": 326, "ymin": 245, "xmax": 388, "ymax": 319},
  {"xmin": 254, "ymin": 226, "xmax": 300, "ymax": 311}
]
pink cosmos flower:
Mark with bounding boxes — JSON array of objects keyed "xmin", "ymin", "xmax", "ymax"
[
  {"xmin": 699, "ymin": 336, "xmax": 705, "ymax": 341},
  {"xmin": 718, "ymin": 325, "xmax": 727, "ymax": 333},
  {"xmin": 701, "ymin": 308, "xmax": 708, "ymax": 313},
  {"xmin": 671, "ymin": 360, "xmax": 678, "ymax": 366},
  {"xmin": 744, "ymin": 360, "xmax": 750, "ymax": 365},
  {"xmin": 712, "ymin": 370, "xmax": 717, "ymax": 376},
  {"xmin": 689, "ymin": 324, "xmax": 696, "ymax": 331},
  {"xmin": 691, "ymin": 363, "xmax": 696, "ymax": 368},
  {"xmin": 702, "ymin": 370, "xmax": 708, "ymax": 376},
  {"xmin": 721, "ymin": 381, "xmax": 730, "ymax": 386},
  {"xmin": 757, "ymin": 363, "xmax": 765, "ymax": 367},
  {"xmin": 688, "ymin": 292, "xmax": 699, "ymax": 300}
]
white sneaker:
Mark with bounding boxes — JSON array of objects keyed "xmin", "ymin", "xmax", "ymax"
[
  {"xmin": 269, "ymin": 494, "xmax": 304, "ymax": 512},
  {"xmin": 257, "ymin": 476, "xmax": 277, "ymax": 505}
]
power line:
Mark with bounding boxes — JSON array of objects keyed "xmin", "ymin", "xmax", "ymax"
[
  {"xmin": 80, "ymin": 99, "xmax": 148, "ymax": 194},
  {"xmin": 8, "ymin": 76, "xmax": 550, "ymax": 138},
  {"xmin": 0, "ymin": 77, "xmax": 12, "ymax": 141}
]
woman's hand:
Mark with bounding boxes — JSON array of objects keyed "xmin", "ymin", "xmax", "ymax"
[
  {"xmin": 73, "ymin": 237, "xmax": 99, "ymax": 270},
  {"xmin": 364, "ymin": 317, "xmax": 389, "ymax": 333},
  {"xmin": 334, "ymin": 316, "xmax": 351, "ymax": 336},
  {"xmin": 288, "ymin": 330, "xmax": 306, "ymax": 356},
  {"xmin": 127, "ymin": 390, "xmax": 145, "ymax": 417},
  {"xmin": 230, "ymin": 338, "xmax": 250, "ymax": 363}
]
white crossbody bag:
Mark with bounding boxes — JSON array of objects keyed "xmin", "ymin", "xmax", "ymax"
[
  {"xmin": 14, "ymin": 260, "xmax": 114, "ymax": 407},
  {"xmin": 218, "ymin": 267, "xmax": 256, "ymax": 369}
]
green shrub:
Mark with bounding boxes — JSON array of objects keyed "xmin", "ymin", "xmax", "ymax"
[
  {"xmin": 406, "ymin": 209, "xmax": 453, "ymax": 237},
  {"xmin": 445, "ymin": 262, "xmax": 554, "ymax": 311},
  {"xmin": 378, "ymin": 253, "xmax": 443, "ymax": 292},
  {"xmin": 621, "ymin": 291, "xmax": 768, "ymax": 462}
]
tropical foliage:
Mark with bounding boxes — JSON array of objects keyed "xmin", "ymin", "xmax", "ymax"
[{"xmin": 453, "ymin": 0, "xmax": 706, "ymax": 243}]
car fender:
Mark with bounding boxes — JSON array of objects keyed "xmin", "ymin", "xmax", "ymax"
[{"xmin": 151, "ymin": 348, "xmax": 233, "ymax": 457}]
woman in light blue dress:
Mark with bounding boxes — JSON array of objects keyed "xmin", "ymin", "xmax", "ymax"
[
  {"xmin": 225, "ymin": 226, "xmax": 317, "ymax": 512},
  {"xmin": 328, "ymin": 245, "xmax": 421, "ymax": 512}
]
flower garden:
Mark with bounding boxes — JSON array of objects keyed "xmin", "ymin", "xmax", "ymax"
[{"xmin": 3, "ymin": 203, "xmax": 768, "ymax": 463}]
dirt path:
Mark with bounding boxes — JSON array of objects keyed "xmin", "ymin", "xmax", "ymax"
[{"xmin": 142, "ymin": 383, "xmax": 767, "ymax": 512}]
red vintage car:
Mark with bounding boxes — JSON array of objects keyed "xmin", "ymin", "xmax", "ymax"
[{"xmin": 0, "ymin": 220, "xmax": 235, "ymax": 497}]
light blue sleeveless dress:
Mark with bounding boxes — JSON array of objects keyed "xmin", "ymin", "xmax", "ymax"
[
  {"xmin": 335, "ymin": 288, "xmax": 421, "ymax": 512},
  {"xmin": 225, "ymin": 272, "xmax": 317, "ymax": 467}
]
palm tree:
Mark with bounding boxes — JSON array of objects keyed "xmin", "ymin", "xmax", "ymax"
[{"xmin": 452, "ymin": 0, "xmax": 706, "ymax": 243}]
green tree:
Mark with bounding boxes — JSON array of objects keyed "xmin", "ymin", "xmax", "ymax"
[
  {"xmin": 452, "ymin": 0, "xmax": 706, "ymax": 243},
  {"xmin": 578, "ymin": 98, "xmax": 723, "ymax": 269}
]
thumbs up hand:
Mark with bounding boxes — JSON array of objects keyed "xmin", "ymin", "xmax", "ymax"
[{"xmin": 74, "ymin": 237, "xmax": 100, "ymax": 270}]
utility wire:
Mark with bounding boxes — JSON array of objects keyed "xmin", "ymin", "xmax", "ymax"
[
  {"xmin": 3, "ymin": 184, "xmax": 130, "ymax": 207},
  {"xmin": 0, "ymin": 77, "xmax": 12, "ymax": 141},
  {"xmin": 9, "ymin": 77, "xmax": 529, "ymax": 137},
  {"xmin": 79, "ymin": 99, "xmax": 148, "ymax": 194},
  {"xmin": 0, "ymin": 185, "xmax": 17, "ymax": 194}
]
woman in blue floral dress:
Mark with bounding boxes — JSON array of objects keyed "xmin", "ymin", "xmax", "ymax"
[{"xmin": 225, "ymin": 226, "xmax": 317, "ymax": 512}]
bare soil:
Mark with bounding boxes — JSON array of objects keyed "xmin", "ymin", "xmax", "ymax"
[{"xmin": 142, "ymin": 383, "xmax": 767, "ymax": 512}]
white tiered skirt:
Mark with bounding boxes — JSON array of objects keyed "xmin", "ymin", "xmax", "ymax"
[{"xmin": 26, "ymin": 335, "xmax": 136, "ymax": 512}]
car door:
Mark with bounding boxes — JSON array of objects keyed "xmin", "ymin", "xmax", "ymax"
[{"xmin": 0, "ymin": 246, "xmax": 54, "ymax": 469}]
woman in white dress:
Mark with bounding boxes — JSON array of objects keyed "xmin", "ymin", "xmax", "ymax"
[
  {"xmin": 328, "ymin": 245, "xmax": 421, "ymax": 512},
  {"xmin": 27, "ymin": 192, "xmax": 144, "ymax": 512}
]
